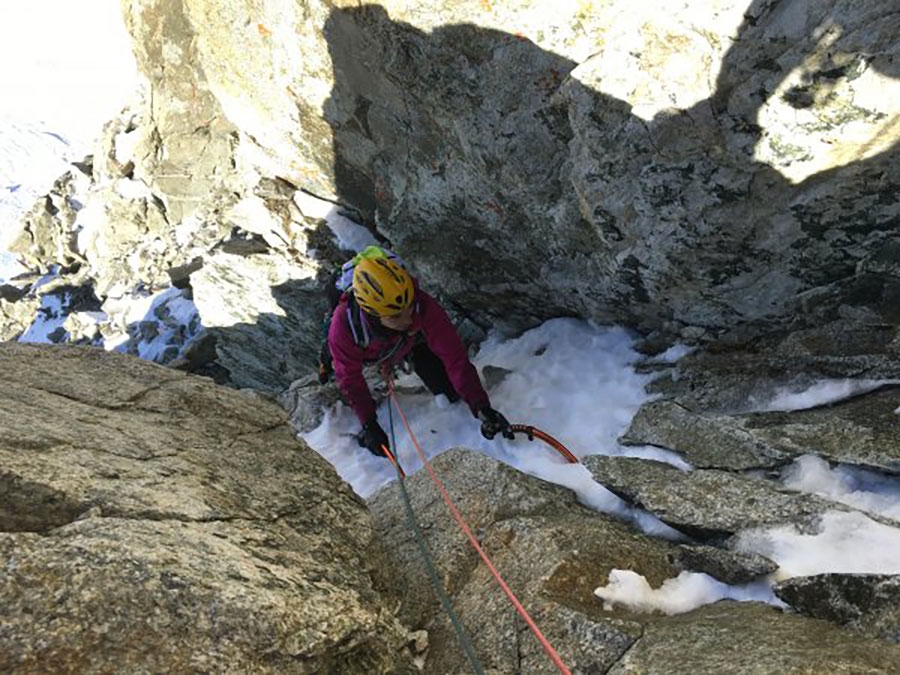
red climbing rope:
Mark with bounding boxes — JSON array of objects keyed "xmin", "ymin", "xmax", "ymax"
[
  {"xmin": 380, "ymin": 443, "xmax": 405, "ymax": 477},
  {"xmin": 386, "ymin": 378, "xmax": 572, "ymax": 675},
  {"xmin": 509, "ymin": 424, "xmax": 580, "ymax": 463}
]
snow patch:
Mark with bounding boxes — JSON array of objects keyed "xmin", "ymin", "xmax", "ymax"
[
  {"xmin": 292, "ymin": 191, "xmax": 376, "ymax": 252},
  {"xmin": 303, "ymin": 319, "xmax": 686, "ymax": 537},
  {"xmin": 734, "ymin": 511, "xmax": 900, "ymax": 578},
  {"xmin": 657, "ymin": 343, "xmax": 692, "ymax": 362},
  {"xmin": 18, "ymin": 293, "xmax": 68, "ymax": 343},
  {"xmin": 0, "ymin": 251, "xmax": 26, "ymax": 283},
  {"xmin": 781, "ymin": 455, "xmax": 900, "ymax": 522},
  {"xmin": 755, "ymin": 379, "xmax": 898, "ymax": 412},
  {"xmin": 594, "ymin": 569, "xmax": 779, "ymax": 615},
  {"xmin": 105, "ymin": 287, "xmax": 201, "ymax": 362}
]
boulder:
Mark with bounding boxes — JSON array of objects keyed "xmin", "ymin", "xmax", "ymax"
[
  {"xmin": 607, "ymin": 601, "xmax": 900, "ymax": 674},
  {"xmin": 671, "ymin": 545, "xmax": 779, "ymax": 585},
  {"xmin": 0, "ymin": 342, "xmax": 414, "ymax": 673},
  {"xmin": 746, "ymin": 386, "xmax": 900, "ymax": 474},
  {"xmin": 0, "ymin": 295, "xmax": 40, "ymax": 342},
  {"xmin": 626, "ymin": 385, "xmax": 900, "ymax": 476},
  {"xmin": 775, "ymin": 573, "xmax": 900, "ymax": 644},
  {"xmin": 370, "ymin": 449, "xmax": 679, "ymax": 673},
  {"xmin": 190, "ymin": 250, "xmax": 325, "ymax": 392},
  {"xmin": 619, "ymin": 400, "xmax": 789, "ymax": 471},
  {"xmin": 6, "ymin": 168, "xmax": 91, "ymax": 272},
  {"xmin": 583, "ymin": 455, "xmax": 845, "ymax": 542},
  {"xmin": 644, "ymin": 321, "xmax": 900, "ymax": 413}
]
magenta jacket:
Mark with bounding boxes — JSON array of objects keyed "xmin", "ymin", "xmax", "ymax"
[{"xmin": 328, "ymin": 287, "xmax": 490, "ymax": 425}]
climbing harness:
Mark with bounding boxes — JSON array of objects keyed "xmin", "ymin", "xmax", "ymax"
[{"xmin": 382, "ymin": 375, "xmax": 574, "ymax": 675}]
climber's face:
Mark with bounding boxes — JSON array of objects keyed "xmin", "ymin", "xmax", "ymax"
[{"xmin": 379, "ymin": 303, "xmax": 414, "ymax": 331}]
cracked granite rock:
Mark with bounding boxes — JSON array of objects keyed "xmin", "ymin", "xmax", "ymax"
[
  {"xmin": 117, "ymin": 0, "xmax": 900, "ymax": 341},
  {"xmin": 0, "ymin": 342, "xmax": 415, "ymax": 673}
]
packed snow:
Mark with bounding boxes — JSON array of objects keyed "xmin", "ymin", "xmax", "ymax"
[
  {"xmin": 303, "ymin": 318, "xmax": 690, "ymax": 536},
  {"xmin": 735, "ymin": 511, "xmax": 900, "ymax": 578},
  {"xmin": 0, "ymin": 1, "xmax": 137, "ymax": 230},
  {"xmin": 595, "ymin": 503, "xmax": 900, "ymax": 615},
  {"xmin": 293, "ymin": 191, "xmax": 378, "ymax": 253},
  {"xmin": 0, "ymin": 251, "xmax": 26, "ymax": 283},
  {"xmin": 781, "ymin": 454, "xmax": 900, "ymax": 522},
  {"xmin": 754, "ymin": 378, "xmax": 899, "ymax": 412},
  {"xmin": 17, "ymin": 293, "xmax": 68, "ymax": 343},
  {"xmin": 594, "ymin": 570, "xmax": 779, "ymax": 615}
]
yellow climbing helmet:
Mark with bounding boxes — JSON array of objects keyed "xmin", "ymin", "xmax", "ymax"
[{"xmin": 352, "ymin": 255, "xmax": 415, "ymax": 316}]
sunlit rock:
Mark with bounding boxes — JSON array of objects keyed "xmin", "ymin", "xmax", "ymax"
[{"xmin": 0, "ymin": 342, "xmax": 415, "ymax": 672}]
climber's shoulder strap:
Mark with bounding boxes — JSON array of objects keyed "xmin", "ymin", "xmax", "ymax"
[{"xmin": 345, "ymin": 293, "xmax": 371, "ymax": 349}]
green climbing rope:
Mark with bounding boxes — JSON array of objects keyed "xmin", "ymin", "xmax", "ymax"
[{"xmin": 386, "ymin": 400, "xmax": 485, "ymax": 675}]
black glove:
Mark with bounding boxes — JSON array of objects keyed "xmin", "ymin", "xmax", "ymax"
[
  {"xmin": 357, "ymin": 418, "xmax": 389, "ymax": 456},
  {"xmin": 478, "ymin": 407, "xmax": 514, "ymax": 440}
]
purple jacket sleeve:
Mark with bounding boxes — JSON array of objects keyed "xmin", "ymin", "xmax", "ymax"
[
  {"xmin": 417, "ymin": 290, "xmax": 491, "ymax": 416},
  {"xmin": 328, "ymin": 304, "xmax": 377, "ymax": 425}
]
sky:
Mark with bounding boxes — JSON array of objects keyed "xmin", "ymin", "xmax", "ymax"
[{"xmin": 4, "ymin": 3, "xmax": 900, "ymax": 623}]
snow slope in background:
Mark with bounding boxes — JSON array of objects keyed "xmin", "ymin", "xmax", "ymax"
[{"xmin": 0, "ymin": 1, "xmax": 138, "ymax": 232}]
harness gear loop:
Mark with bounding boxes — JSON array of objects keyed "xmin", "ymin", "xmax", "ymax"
[{"xmin": 386, "ymin": 375, "xmax": 573, "ymax": 675}]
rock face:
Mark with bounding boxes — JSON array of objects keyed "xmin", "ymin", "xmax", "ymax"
[
  {"xmin": 744, "ymin": 386, "xmax": 900, "ymax": 473},
  {"xmin": 118, "ymin": 0, "xmax": 241, "ymax": 224},
  {"xmin": 671, "ymin": 545, "xmax": 779, "ymax": 585},
  {"xmin": 619, "ymin": 400, "xmax": 792, "ymax": 471},
  {"xmin": 583, "ymin": 455, "xmax": 845, "ymax": 542},
  {"xmin": 642, "ymin": 319, "xmax": 900, "ymax": 413},
  {"xmin": 775, "ymin": 574, "xmax": 900, "ymax": 644},
  {"xmin": 607, "ymin": 601, "xmax": 900, "ymax": 675},
  {"xmin": 368, "ymin": 449, "xmax": 679, "ymax": 673},
  {"xmin": 106, "ymin": 0, "xmax": 900, "ymax": 340},
  {"xmin": 368, "ymin": 449, "xmax": 900, "ymax": 673},
  {"xmin": 188, "ymin": 250, "xmax": 326, "ymax": 391},
  {"xmin": 4, "ymin": 1, "xmax": 900, "ymax": 390},
  {"xmin": 0, "ymin": 343, "xmax": 414, "ymax": 673},
  {"xmin": 623, "ymin": 388, "xmax": 900, "ymax": 474}
]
